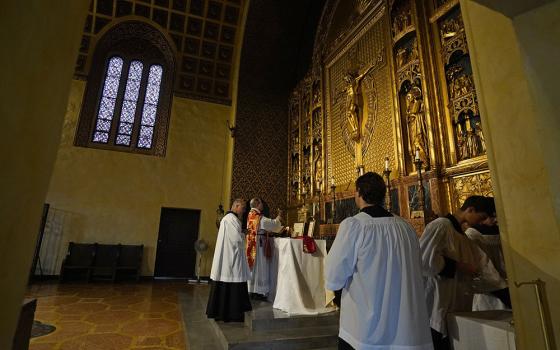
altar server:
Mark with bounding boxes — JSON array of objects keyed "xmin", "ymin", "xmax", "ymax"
[
  {"xmin": 465, "ymin": 211, "xmax": 511, "ymax": 311},
  {"xmin": 206, "ymin": 198, "xmax": 252, "ymax": 322},
  {"xmin": 246, "ymin": 197, "xmax": 283, "ymax": 299},
  {"xmin": 420, "ymin": 195, "xmax": 496, "ymax": 349},
  {"xmin": 326, "ymin": 172, "xmax": 433, "ymax": 350}
]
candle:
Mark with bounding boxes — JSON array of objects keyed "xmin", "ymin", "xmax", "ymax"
[
  {"xmin": 331, "ymin": 176, "xmax": 335, "ymax": 186},
  {"xmin": 359, "ymin": 167, "xmax": 364, "ymax": 176},
  {"xmin": 384, "ymin": 157, "xmax": 389, "ymax": 171},
  {"xmin": 415, "ymin": 148, "xmax": 420, "ymax": 161}
]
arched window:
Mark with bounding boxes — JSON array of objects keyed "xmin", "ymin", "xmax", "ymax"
[{"xmin": 76, "ymin": 21, "xmax": 175, "ymax": 156}]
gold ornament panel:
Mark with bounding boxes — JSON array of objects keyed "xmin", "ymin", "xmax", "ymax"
[
  {"xmin": 363, "ymin": 65, "xmax": 395, "ymax": 175},
  {"xmin": 451, "ymin": 171, "xmax": 493, "ymax": 209},
  {"xmin": 327, "ymin": 13, "xmax": 393, "ymax": 187}
]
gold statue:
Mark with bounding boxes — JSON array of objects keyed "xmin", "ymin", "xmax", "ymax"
[
  {"xmin": 314, "ymin": 146, "xmax": 323, "ymax": 193},
  {"xmin": 405, "ymin": 86, "xmax": 429, "ymax": 165},
  {"xmin": 474, "ymin": 121, "xmax": 486, "ymax": 153},
  {"xmin": 343, "ymin": 64, "xmax": 376, "ymax": 142}
]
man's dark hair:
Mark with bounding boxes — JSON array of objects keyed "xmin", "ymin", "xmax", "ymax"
[
  {"xmin": 355, "ymin": 172, "xmax": 386, "ymax": 205},
  {"xmin": 460, "ymin": 195, "xmax": 495, "ymax": 215}
]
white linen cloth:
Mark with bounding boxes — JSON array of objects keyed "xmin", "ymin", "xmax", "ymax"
[
  {"xmin": 326, "ymin": 213, "xmax": 433, "ymax": 350},
  {"xmin": 248, "ymin": 212, "xmax": 282, "ymax": 295},
  {"xmin": 210, "ymin": 212, "xmax": 250, "ymax": 283},
  {"xmin": 270, "ymin": 238, "xmax": 334, "ymax": 315}
]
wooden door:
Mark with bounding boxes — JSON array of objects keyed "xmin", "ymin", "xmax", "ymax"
[{"xmin": 154, "ymin": 208, "xmax": 200, "ymax": 278}]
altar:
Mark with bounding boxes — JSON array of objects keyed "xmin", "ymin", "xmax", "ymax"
[
  {"xmin": 447, "ymin": 310, "xmax": 516, "ymax": 350},
  {"xmin": 267, "ymin": 237, "xmax": 335, "ymax": 315}
]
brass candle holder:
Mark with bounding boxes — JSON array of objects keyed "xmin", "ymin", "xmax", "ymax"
[
  {"xmin": 383, "ymin": 157, "xmax": 392, "ymax": 213},
  {"xmin": 414, "ymin": 148, "xmax": 427, "ymax": 224},
  {"xmin": 330, "ymin": 178, "xmax": 337, "ymax": 224}
]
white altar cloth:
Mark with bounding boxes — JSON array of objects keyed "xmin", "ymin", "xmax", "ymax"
[
  {"xmin": 447, "ymin": 310, "xmax": 516, "ymax": 350},
  {"xmin": 268, "ymin": 238, "xmax": 334, "ymax": 315}
]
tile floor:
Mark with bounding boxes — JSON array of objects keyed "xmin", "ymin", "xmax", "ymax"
[{"xmin": 27, "ymin": 282, "xmax": 189, "ymax": 350}]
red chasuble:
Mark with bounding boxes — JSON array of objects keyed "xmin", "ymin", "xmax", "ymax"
[{"xmin": 246, "ymin": 209, "xmax": 261, "ymax": 270}]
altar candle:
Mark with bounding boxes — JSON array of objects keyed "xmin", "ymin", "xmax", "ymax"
[
  {"xmin": 384, "ymin": 157, "xmax": 390, "ymax": 171},
  {"xmin": 415, "ymin": 148, "xmax": 420, "ymax": 161},
  {"xmin": 331, "ymin": 176, "xmax": 335, "ymax": 186}
]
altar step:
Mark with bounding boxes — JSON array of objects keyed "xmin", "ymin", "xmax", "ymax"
[
  {"xmin": 210, "ymin": 300, "xmax": 340, "ymax": 350},
  {"xmin": 211, "ymin": 321, "xmax": 339, "ymax": 350},
  {"xmin": 245, "ymin": 300, "xmax": 339, "ymax": 331}
]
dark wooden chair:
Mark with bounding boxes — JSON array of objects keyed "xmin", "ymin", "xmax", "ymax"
[
  {"xmin": 91, "ymin": 244, "xmax": 119, "ymax": 282},
  {"xmin": 59, "ymin": 242, "xmax": 96, "ymax": 282},
  {"xmin": 116, "ymin": 244, "xmax": 143, "ymax": 281}
]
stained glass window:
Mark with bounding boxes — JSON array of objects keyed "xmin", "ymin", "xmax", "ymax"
[
  {"xmin": 90, "ymin": 59, "xmax": 165, "ymax": 150},
  {"xmin": 138, "ymin": 65, "xmax": 163, "ymax": 149},
  {"xmin": 77, "ymin": 22, "xmax": 173, "ymax": 156},
  {"xmin": 93, "ymin": 56, "xmax": 123, "ymax": 143},
  {"xmin": 115, "ymin": 61, "xmax": 143, "ymax": 146}
]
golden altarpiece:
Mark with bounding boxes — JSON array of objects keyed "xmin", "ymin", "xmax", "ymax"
[{"xmin": 286, "ymin": 0, "xmax": 493, "ymax": 235}]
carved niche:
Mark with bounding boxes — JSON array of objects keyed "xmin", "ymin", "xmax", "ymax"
[
  {"xmin": 440, "ymin": 9, "xmax": 486, "ymax": 161},
  {"xmin": 390, "ymin": 0, "xmax": 414, "ymax": 43},
  {"xmin": 395, "ymin": 36, "xmax": 430, "ymax": 170}
]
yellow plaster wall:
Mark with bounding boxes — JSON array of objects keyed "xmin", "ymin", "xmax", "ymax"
[
  {"xmin": 460, "ymin": 1, "xmax": 560, "ymax": 348},
  {"xmin": 0, "ymin": 1, "xmax": 90, "ymax": 347},
  {"xmin": 46, "ymin": 80, "xmax": 232, "ymax": 276}
]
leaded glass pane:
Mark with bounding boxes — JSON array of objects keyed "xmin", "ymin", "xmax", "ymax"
[
  {"xmin": 118, "ymin": 122, "xmax": 133, "ymax": 135},
  {"xmin": 98, "ymin": 97, "xmax": 116, "ymax": 120},
  {"xmin": 96, "ymin": 119, "xmax": 111, "ymax": 132},
  {"xmin": 137, "ymin": 126, "xmax": 154, "ymax": 148},
  {"xmin": 124, "ymin": 80, "xmax": 141, "ymax": 101},
  {"xmin": 120, "ymin": 101, "xmax": 136, "ymax": 123},
  {"xmin": 141, "ymin": 104, "xmax": 157, "ymax": 126},
  {"xmin": 93, "ymin": 56, "xmax": 123, "ymax": 143},
  {"xmin": 149, "ymin": 65, "xmax": 163, "ymax": 82},
  {"xmin": 115, "ymin": 61, "xmax": 143, "ymax": 147},
  {"xmin": 116, "ymin": 135, "xmax": 131, "ymax": 146},
  {"xmin": 145, "ymin": 83, "xmax": 161, "ymax": 105},
  {"xmin": 102, "ymin": 76, "xmax": 120, "ymax": 98},
  {"xmin": 137, "ymin": 65, "xmax": 163, "ymax": 149},
  {"xmin": 128, "ymin": 61, "xmax": 143, "ymax": 80},
  {"xmin": 107, "ymin": 57, "xmax": 124, "ymax": 76},
  {"xmin": 93, "ymin": 131, "xmax": 109, "ymax": 143}
]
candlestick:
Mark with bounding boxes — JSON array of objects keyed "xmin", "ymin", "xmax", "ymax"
[
  {"xmin": 383, "ymin": 165, "xmax": 392, "ymax": 212},
  {"xmin": 357, "ymin": 165, "xmax": 365, "ymax": 177},
  {"xmin": 330, "ymin": 181, "xmax": 337, "ymax": 224},
  {"xmin": 413, "ymin": 155, "xmax": 427, "ymax": 224}
]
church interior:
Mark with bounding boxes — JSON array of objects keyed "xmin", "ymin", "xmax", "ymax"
[{"xmin": 1, "ymin": 0, "xmax": 559, "ymax": 349}]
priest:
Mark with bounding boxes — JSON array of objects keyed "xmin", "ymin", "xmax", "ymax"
[
  {"xmin": 326, "ymin": 172, "xmax": 433, "ymax": 350},
  {"xmin": 206, "ymin": 198, "xmax": 252, "ymax": 322},
  {"xmin": 246, "ymin": 197, "xmax": 283, "ymax": 299}
]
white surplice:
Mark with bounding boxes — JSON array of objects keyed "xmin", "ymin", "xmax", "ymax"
[
  {"xmin": 325, "ymin": 213, "xmax": 433, "ymax": 350},
  {"xmin": 419, "ymin": 217, "xmax": 504, "ymax": 335},
  {"xmin": 465, "ymin": 227, "xmax": 509, "ymax": 311},
  {"xmin": 248, "ymin": 212, "xmax": 282, "ymax": 295},
  {"xmin": 210, "ymin": 212, "xmax": 250, "ymax": 283}
]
